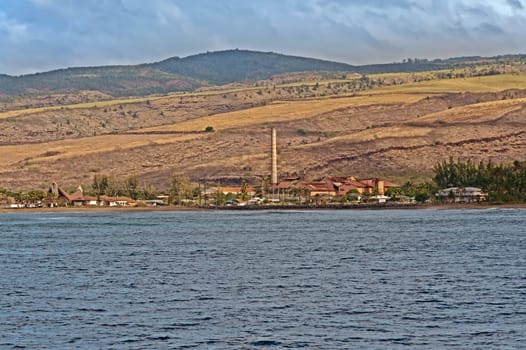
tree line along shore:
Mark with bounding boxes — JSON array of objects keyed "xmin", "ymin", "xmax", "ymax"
[{"xmin": 2, "ymin": 158, "xmax": 526, "ymax": 210}]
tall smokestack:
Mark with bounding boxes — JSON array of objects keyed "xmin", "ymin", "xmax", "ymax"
[{"xmin": 271, "ymin": 127, "xmax": 278, "ymax": 185}]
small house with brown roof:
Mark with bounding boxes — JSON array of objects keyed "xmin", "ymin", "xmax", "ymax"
[
  {"xmin": 358, "ymin": 178, "xmax": 400, "ymax": 195},
  {"xmin": 208, "ymin": 186, "xmax": 256, "ymax": 196},
  {"xmin": 320, "ymin": 176, "xmax": 371, "ymax": 195},
  {"xmin": 48, "ymin": 183, "xmax": 135, "ymax": 207},
  {"xmin": 295, "ymin": 181, "xmax": 337, "ymax": 197},
  {"xmin": 100, "ymin": 195, "xmax": 136, "ymax": 207}
]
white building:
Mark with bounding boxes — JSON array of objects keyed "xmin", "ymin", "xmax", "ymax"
[{"xmin": 436, "ymin": 187, "xmax": 487, "ymax": 203}]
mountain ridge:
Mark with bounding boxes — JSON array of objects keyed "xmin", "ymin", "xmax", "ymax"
[{"xmin": 1, "ymin": 49, "xmax": 525, "ymax": 97}]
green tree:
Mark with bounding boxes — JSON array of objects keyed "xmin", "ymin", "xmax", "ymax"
[
  {"xmin": 385, "ymin": 187, "xmax": 401, "ymax": 199},
  {"xmin": 345, "ymin": 189, "xmax": 360, "ymax": 202},
  {"xmin": 92, "ymin": 174, "xmax": 109, "ymax": 199},
  {"xmin": 239, "ymin": 179, "xmax": 249, "ymax": 201},
  {"xmin": 415, "ymin": 192, "xmax": 430, "ymax": 203},
  {"xmin": 169, "ymin": 175, "xmax": 190, "ymax": 205},
  {"xmin": 105, "ymin": 177, "xmax": 123, "ymax": 197},
  {"xmin": 214, "ymin": 185, "xmax": 225, "ymax": 206},
  {"xmin": 138, "ymin": 184, "xmax": 158, "ymax": 200},
  {"xmin": 124, "ymin": 176, "xmax": 139, "ymax": 200},
  {"xmin": 433, "ymin": 158, "xmax": 526, "ymax": 203}
]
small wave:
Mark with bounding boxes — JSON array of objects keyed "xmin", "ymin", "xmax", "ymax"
[
  {"xmin": 166, "ymin": 322, "xmax": 200, "ymax": 328},
  {"xmin": 116, "ymin": 338, "xmax": 141, "ymax": 344},
  {"xmin": 284, "ymin": 341, "xmax": 312, "ymax": 348},
  {"xmin": 147, "ymin": 335, "xmax": 171, "ymax": 341},
  {"xmin": 401, "ymin": 315, "xmax": 422, "ymax": 321},
  {"xmin": 67, "ymin": 337, "xmax": 82, "ymax": 344},
  {"xmin": 195, "ymin": 316, "xmax": 213, "ymax": 321},
  {"xmin": 101, "ymin": 323, "xmax": 130, "ymax": 327},
  {"xmin": 251, "ymin": 339, "xmax": 282, "ymax": 346},
  {"xmin": 414, "ymin": 298, "xmax": 442, "ymax": 303},
  {"xmin": 469, "ymin": 331, "xmax": 498, "ymax": 337},
  {"xmin": 76, "ymin": 307, "xmax": 107, "ymax": 312},
  {"xmin": 377, "ymin": 336, "xmax": 413, "ymax": 343}
]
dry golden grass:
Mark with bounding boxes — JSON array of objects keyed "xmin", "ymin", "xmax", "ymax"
[
  {"xmin": 0, "ymin": 133, "xmax": 202, "ymax": 167},
  {"xmin": 141, "ymin": 93, "xmax": 426, "ymax": 133},
  {"xmin": 368, "ymin": 71, "xmax": 438, "ymax": 81},
  {"xmin": 0, "ymin": 96, "xmax": 167, "ymax": 120},
  {"xmin": 365, "ymin": 74, "xmax": 526, "ymax": 94},
  {"xmin": 416, "ymin": 97, "xmax": 526, "ymax": 123},
  {"xmin": 295, "ymin": 126, "xmax": 433, "ymax": 147},
  {"xmin": 3, "ymin": 71, "xmax": 519, "ymax": 123},
  {"xmin": 3, "ymin": 69, "xmax": 526, "ymax": 190},
  {"xmin": 0, "ymin": 85, "xmax": 265, "ymax": 120},
  {"xmin": 2, "ymin": 70, "xmax": 523, "ymax": 122}
]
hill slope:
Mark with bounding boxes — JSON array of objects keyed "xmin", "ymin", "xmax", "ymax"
[
  {"xmin": 2, "ymin": 72, "xmax": 526, "ymax": 191},
  {"xmin": 0, "ymin": 65, "xmax": 204, "ymax": 97},
  {"xmin": 0, "ymin": 50, "xmax": 357, "ymax": 97},
  {"xmin": 153, "ymin": 49, "xmax": 356, "ymax": 84},
  {"xmin": 3, "ymin": 49, "xmax": 525, "ymax": 98}
]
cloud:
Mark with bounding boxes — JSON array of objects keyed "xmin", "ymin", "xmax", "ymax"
[
  {"xmin": 507, "ymin": 0, "xmax": 524, "ymax": 10},
  {"xmin": 0, "ymin": 12, "xmax": 28, "ymax": 41},
  {"xmin": 1, "ymin": 0, "xmax": 526, "ymax": 75}
]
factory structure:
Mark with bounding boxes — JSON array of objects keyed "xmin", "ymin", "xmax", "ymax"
[
  {"xmin": 200, "ymin": 127, "xmax": 401, "ymax": 204},
  {"xmin": 9, "ymin": 127, "xmax": 404, "ymax": 209},
  {"xmin": 271, "ymin": 127, "xmax": 278, "ymax": 186},
  {"xmin": 3, "ymin": 127, "xmax": 486, "ymax": 209},
  {"xmin": 266, "ymin": 127, "xmax": 401, "ymax": 203}
]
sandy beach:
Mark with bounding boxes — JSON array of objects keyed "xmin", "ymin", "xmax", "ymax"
[{"xmin": 2, "ymin": 202, "xmax": 526, "ymax": 214}]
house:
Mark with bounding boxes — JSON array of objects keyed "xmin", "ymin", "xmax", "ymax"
[
  {"xmin": 295, "ymin": 181, "xmax": 337, "ymax": 197},
  {"xmin": 67, "ymin": 188, "xmax": 90, "ymax": 206},
  {"xmin": 321, "ymin": 176, "xmax": 371, "ymax": 195},
  {"xmin": 273, "ymin": 175, "xmax": 401, "ymax": 202},
  {"xmin": 207, "ymin": 186, "xmax": 255, "ymax": 196},
  {"xmin": 142, "ymin": 199, "xmax": 166, "ymax": 206},
  {"xmin": 436, "ymin": 187, "xmax": 487, "ymax": 203},
  {"xmin": 275, "ymin": 177, "xmax": 300, "ymax": 192},
  {"xmin": 383, "ymin": 180, "xmax": 402, "ymax": 194},
  {"xmin": 359, "ymin": 178, "xmax": 400, "ymax": 195},
  {"xmin": 100, "ymin": 195, "xmax": 135, "ymax": 207},
  {"xmin": 319, "ymin": 176, "xmax": 400, "ymax": 196},
  {"xmin": 369, "ymin": 195, "xmax": 391, "ymax": 203},
  {"xmin": 48, "ymin": 182, "xmax": 75, "ymax": 206},
  {"xmin": 0, "ymin": 195, "xmax": 16, "ymax": 209},
  {"xmin": 397, "ymin": 195, "xmax": 416, "ymax": 204},
  {"xmin": 48, "ymin": 183, "xmax": 135, "ymax": 207}
]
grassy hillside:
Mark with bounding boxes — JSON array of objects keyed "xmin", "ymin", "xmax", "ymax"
[
  {"xmin": 0, "ymin": 50, "xmax": 358, "ymax": 97},
  {"xmin": 0, "ymin": 66, "xmax": 204, "ymax": 97},
  {"xmin": 153, "ymin": 49, "xmax": 356, "ymax": 84},
  {"xmin": 2, "ymin": 50, "xmax": 526, "ymax": 99},
  {"xmin": 1, "ymin": 70, "xmax": 526, "ymax": 191}
]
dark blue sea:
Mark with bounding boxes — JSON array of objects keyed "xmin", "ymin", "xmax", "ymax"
[{"xmin": 1, "ymin": 209, "xmax": 525, "ymax": 349}]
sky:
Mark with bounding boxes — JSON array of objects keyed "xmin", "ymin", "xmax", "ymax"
[{"xmin": 1, "ymin": 0, "xmax": 526, "ymax": 75}]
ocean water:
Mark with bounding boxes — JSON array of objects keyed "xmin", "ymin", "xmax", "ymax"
[{"xmin": 1, "ymin": 209, "xmax": 525, "ymax": 349}]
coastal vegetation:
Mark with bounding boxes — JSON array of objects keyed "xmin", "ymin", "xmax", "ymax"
[
  {"xmin": 3, "ymin": 155, "xmax": 526, "ymax": 208},
  {"xmin": 434, "ymin": 158, "xmax": 526, "ymax": 203}
]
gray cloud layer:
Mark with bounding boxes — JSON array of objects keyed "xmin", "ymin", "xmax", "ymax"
[{"xmin": 1, "ymin": 0, "xmax": 525, "ymax": 75}]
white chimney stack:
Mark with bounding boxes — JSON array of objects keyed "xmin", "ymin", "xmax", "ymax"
[{"xmin": 271, "ymin": 127, "xmax": 278, "ymax": 185}]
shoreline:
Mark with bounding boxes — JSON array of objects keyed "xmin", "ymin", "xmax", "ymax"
[{"xmin": 2, "ymin": 202, "xmax": 526, "ymax": 214}]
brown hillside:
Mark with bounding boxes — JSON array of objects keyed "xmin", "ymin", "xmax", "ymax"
[{"xmin": 1, "ymin": 74, "xmax": 526, "ymax": 191}]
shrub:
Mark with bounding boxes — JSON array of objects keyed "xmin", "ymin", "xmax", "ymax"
[
  {"xmin": 415, "ymin": 192, "xmax": 430, "ymax": 203},
  {"xmin": 296, "ymin": 128, "xmax": 307, "ymax": 136}
]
